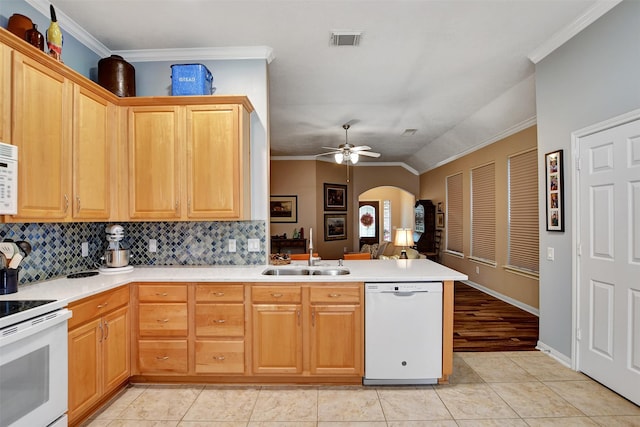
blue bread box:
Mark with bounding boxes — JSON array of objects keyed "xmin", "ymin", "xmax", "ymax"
[{"xmin": 171, "ymin": 64, "xmax": 214, "ymax": 95}]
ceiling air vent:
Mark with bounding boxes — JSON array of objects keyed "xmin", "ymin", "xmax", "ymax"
[{"xmin": 330, "ymin": 31, "xmax": 362, "ymax": 47}]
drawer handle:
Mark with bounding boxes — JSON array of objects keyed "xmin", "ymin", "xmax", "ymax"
[
  {"xmin": 328, "ymin": 293, "xmax": 342, "ymax": 298},
  {"xmin": 271, "ymin": 293, "xmax": 283, "ymax": 298},
  {"xmin": 211, "ymin": 292, "xmax": 225, "ymax": 297},
  {"xmin": 97, "ymin": 302, "xmax": 109, "ymax": 309},
  {"xmin": 213, "ymin": 355, "xmax": 226, "ymax": 361},
  {"xmin": 157, "ymin": 318, "xmax": 170, "ymax": 323},
  {"xmin": 156, "ymin": 356, "xmax": 169, "ymax": 360},
  {"xmin": 213, "ymin": 319, "xmax": 226, "ymax": 324},
  {"xmin": 156, "ymin": 292, "xmax": 168, "ymax": 297}
]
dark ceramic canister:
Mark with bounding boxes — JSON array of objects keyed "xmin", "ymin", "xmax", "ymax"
[
  {"xmin": 98, "ymin": 55, "xmax": 136, "ymax": 97},
  {"xmin": 25, "ymin": 23, "xmax": 45, "ymax": 51},
  {"xmin": 7, "ymin": 13, "xmax": 33, "ymax": 40},
  {"xmin": 0, "ymin": 268, "xmax": 19, "ymax": 295}
]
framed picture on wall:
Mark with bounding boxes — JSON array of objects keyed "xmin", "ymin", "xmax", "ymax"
[
  {"xmin": 324, "ymin": 214, "xmax": 347, "ymax": 241},
  {"xmin": 270, "ymin": 195, "xmax": 298, "ymax": 223},
  {"xmin": 324, "ymin": 183, "xmax": 347, "ymax": 211},
  {"xmin": 545, "ymin": 150, "xmax": 564, "ymax": 232},
  {"xmin": 436, "ymin": 213, "xmax": 445, "ymax": 229}
]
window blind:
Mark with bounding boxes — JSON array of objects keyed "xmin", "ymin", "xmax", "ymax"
[
  {"xmin": 508, "ymin": 149, "xmax": 539, "ymax": 273},
  {"xmin": 446, "ymin": 173, "xmax": 463, "ymax": 253},
  {"xmin": 471, "ymin": 163, "xmax": 496, "ymax": 262}
]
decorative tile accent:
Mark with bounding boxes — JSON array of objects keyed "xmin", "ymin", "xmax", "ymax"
[{"xmin": 0, "ymin": 221, "xmax": 266, "ymax": 285}]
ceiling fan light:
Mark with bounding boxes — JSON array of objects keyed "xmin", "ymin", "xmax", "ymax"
[
  {"xmin": 334, "ymin": 152, "xmax": 344, "ymax": 164},
  {"xmin": 350, "ymin": 152, "xmax": 359, "ymax": 164}
]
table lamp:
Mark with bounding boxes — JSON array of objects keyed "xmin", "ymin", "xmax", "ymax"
[{"xmin": 394, "ymin": 228, "xmax": 414, "ymax": 259}]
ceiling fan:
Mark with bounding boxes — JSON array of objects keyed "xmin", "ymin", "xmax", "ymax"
[{"xmin": 316, "ymin": 124, "xmax": 381, "ymax": 164}]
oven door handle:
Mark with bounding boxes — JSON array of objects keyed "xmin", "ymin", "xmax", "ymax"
[{"xmin": 0, "ymin": 309, "xmax": 71, "ymax": 347}]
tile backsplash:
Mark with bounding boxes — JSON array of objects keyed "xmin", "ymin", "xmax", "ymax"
[{"xmin": 1, "ymin": 221, "xmax": 266, "ymax": 285}]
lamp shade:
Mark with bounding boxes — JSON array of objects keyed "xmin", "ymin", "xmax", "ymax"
[
  {"xmin": 334, "ymin": 152, "xmax": 344, "ymax": 164},
  {"xmin": 394, "ymin": 228, "xmax": 414, "ymax": 247},
  {"xmin": 350, "ymin": 152, "xmax": 359, "ymax": 164}
]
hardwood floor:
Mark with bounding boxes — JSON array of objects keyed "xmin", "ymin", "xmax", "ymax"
[{"xmin": 453, "ymin": 281, "xmax": 539, "ymax": 352}]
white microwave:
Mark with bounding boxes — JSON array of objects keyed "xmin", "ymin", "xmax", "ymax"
[{"xmin": 0, "ymin": 141, "xmax": 17, "ymax": 215}]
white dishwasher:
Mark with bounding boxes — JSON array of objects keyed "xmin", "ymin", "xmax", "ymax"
[{"xmin": 364, "ymin": 282, "xmax": 442, "ymax": 385}]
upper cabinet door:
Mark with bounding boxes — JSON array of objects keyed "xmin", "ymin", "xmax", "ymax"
[
  {"xmin": 0, "ymin": 44, "xmax": 11, "ymax": 143},
  {"xmin": 186, "ymin": 104, "xmax": 247, "ymax": 219},
  {"xmin": 11, "ymin": 51, "xmax": 72, "ymax": 220},
  {"xmin": 73, "ymin": 85, "xmax": 113, "ymax": 219},
  {"xmin": 128, "ymin": 106, "xmax": 183, "ymax": 219}
]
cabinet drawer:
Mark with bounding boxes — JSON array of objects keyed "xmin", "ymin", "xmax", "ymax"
[
  {"xmin": 251, "ymin": 286, "xmax": 301, "ymax": 303},
  {"xmin": 195, "ymin": 340, "xmax": 245, "ymax": 374},
  {"xmin": 138, "ymin": 303, "xmax": 188, "ymax": 336},
  {"xmin": 310, "ymin": 286, "xmax": 361, "ymax": 304},
  {"xmin": 137, "ymin": 340, "xmax": 188, "ymax": 373},
  {"xmin": 195, "ymin": 304, "xmax": 244, "ymax": 337},
  {"xmin": 195, "ymin": 284, "xmax": 244, "ymax": 302},
  {"xmin": 138, "ymin": 284, "xmax": 187, "ymax": 302},
  {"xmin": 69, "ymin": 285, "xmax": 129, "ymax": 329}
]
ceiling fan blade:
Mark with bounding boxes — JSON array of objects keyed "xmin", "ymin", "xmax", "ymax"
[
  {"xmin": 315, "ymin": 151, "xmax": 341, "ymax": 157},
  {"xmin": 357, "ymin": 151, "xmax": 381, "ymax": 158},
  {"xmin": 350, "ymin": 145, "xmax": 372, "ymax": 152},
  {"xmin": 322, "ymin": 146, "xmax": 342, "ymax": 151}
]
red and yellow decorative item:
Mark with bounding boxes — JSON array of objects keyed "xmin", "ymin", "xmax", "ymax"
[
  {"xmin": 46, "ymin": 4, "xmax": 63, "ymax": 61},
  {"xmin": 360, "ymin": 212, "xmax": 374, "ymax": 227}
]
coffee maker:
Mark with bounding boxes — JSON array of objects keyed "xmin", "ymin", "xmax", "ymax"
[{"xmin": 99, "ymin": 224, "xmax": 133, "ymax": 273}]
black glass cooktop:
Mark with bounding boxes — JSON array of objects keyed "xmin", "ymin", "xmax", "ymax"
[{"xmin": 0, "ymin": 300, "xmax": 56, "ymax": 319}]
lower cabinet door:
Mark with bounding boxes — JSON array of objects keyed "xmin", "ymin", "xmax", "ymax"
[
  {"xmin": 68, "ymin": 319, "xmax": 102, "ymax": 422},
  {"xmin": 137, "ymin": 340, "xmax": 188, "ymax": 373},
  {"xmin": 103, "ymin": 306, "xmax": 130, "ymax": 392},
  {"xmin": 195, "ymin": 340, "xmax": 245, "ymax": 373},
  {"xmin": 251, "ymin": 304, "xmax": 302, "ymax": 374}
]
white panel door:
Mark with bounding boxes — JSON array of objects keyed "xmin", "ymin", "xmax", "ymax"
[{"xmin": 578, "ymin": 117, "xmax": 640, "ymax": 405}]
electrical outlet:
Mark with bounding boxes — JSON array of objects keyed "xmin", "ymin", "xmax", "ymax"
[
  {"xmin": 81, "ymin": 242, "xmax": 89, "ymax": 257},
  {"xmin": 475, "ymin": 266, "xmax": 479, "ymax": 274},
  {"xmin": 228, "ymin": 239, "xmax": 237, "ymax": 252},
  {"xmin": 149, "ymin": 239, "xmax": 157, "ymax": 253},
  {"xmin": 248, "ymin": 239, "xmax": 260, "ymax": 252}
]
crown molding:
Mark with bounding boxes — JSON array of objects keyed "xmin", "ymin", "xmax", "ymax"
[
  {"xmin": 528, "ymin": 0, "xmax": 622, "ymax": 64},
  {"xmin": 114, "ymin": 46, "xmax": 275, "ymax": 63},
  {"xmin": 25, "ymin": 0, "xmax": 275, "ymax": 63},
  {"xmin": 419, "ymin": 116, "xmax": 537, "ymax": 174},
  {"xmin": 26, "ymin": 0, "xmax": 111, "ymax": 57}
]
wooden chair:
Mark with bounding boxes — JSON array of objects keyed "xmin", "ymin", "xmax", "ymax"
[
  {"xmin": 288, "ymin": 253, "xmax": 318, "ymax": 260},
  {"xmin": 343, "ymin": 252, "xmax": 371, "ymax": 260}
]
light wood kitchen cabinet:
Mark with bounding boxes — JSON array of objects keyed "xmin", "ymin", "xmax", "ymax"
[
  {"xmin": 68, "ymin": 286, "xmax": 130, "ymax": 425},
  {"xmin": 127, "ymin": 106, "xmax": 182, "ymax": 219},
  {"xmin": 10, "ymin": 51, "xmax": 72, "ymax": 220},
  {"xmin": 126, "ymin": 101, "xmax": 251, "ymax": 220},
  {"xmin": 0, "ymin": 43, "xmax": 10, "ymax": 143},
  {"xmin": 309, "ymin": 285, "xmax": 363, "ymax": 375},
  {"xmin": 195, "ymin": 283, "xmax": 245, "ymax": 374},
  {"xmin": 135, "ymin": 283, "xmax": 189, "ymax": 373},
  {"xmin": 7, "ymin": 50, "xmax": 113, "ymax": 221}
]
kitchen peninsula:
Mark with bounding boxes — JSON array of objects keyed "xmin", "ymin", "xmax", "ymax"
[{"xmin": 1, "ymin": 260, "xmax": 466, "ymax": 426}]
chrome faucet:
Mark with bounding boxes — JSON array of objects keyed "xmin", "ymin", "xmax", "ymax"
[{"xmin": 308, "ymin": 228, "xmax": 319, "ymax": 266}]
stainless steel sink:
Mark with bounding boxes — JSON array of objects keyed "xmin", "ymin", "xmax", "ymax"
[
  {"xmin": 311, "ymin": 268, "xmax": 350, "ymax": 275},
  {"xmin": 262, "ymin": 268, "xmax": 310, "ymax": 275}
]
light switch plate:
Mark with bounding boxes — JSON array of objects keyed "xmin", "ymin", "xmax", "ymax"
[
  {"xmin": 81, "ymin": 242, "xmax": 89, "ymax": 257},
  {"xmin": 248, "ymin": 239, "xmax": 260, "ymax": 252},
  {"xmin": 149, "ymin": 239, "xmax": 157, "ymax": 253},
  {"xmin": 547, "ymin": 247, "xmax": 555, "ymax": 261}
]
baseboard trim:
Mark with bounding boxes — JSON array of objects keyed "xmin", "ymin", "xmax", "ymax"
[
  {"xmin": 536, "ymin": 341, "xmax": 572, "ymax": 368},
  {"xmin": 461, "ymin": 280, "xmax": 540, "ymax": 317}
]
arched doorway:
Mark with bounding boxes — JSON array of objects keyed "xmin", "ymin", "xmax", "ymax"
[{"xmin": 357, "ymin": 186, "xmax": 415, "ymax": 250}]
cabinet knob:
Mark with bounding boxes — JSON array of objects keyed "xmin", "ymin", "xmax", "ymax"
[
  {"xmin": 271, "ymin": 293, "xmax": 283, "ymax": 298},
  {"xmin": 64, "ymin": 194, "xmax": 69, "ymax": 213},
  {"xmin": 213, "ymin": 355, "xmax": 225, "ymax": 361},
  {"xmin": 156, "ymin": 318, "xmax": 170, "ymax": 323},
  {"xmin": 155, "ymin": 292, "xmax": 169, "ymax": 297},
  {"xmin": 328, "ymin": 293, "xmax": 341, "ymax": 298},
  {"xmin": 211, "ymin": 292, "xmax": 225, "ymax": 297},
  {"xmin": 156, "ymin": 356, "xmax": 169, "ymax": 360},
  {"xmin": 76, "ymin": 196, "xmax": 81, "ymax": 212},
  {"xmin": 97, "ymin": 302, "xmax": 109, "ymax": 309},
  {"xmin": 213, "ymin": 319, "xmax": 226, "ymax": 324}
]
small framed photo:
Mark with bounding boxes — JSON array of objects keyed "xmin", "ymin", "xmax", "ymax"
[
  {"xmin": 545, "ymin": 150, "xmax": 564, "ymax": 232},
  {"xmin": 324, "ymin": 213, "xmax": 347, "ymax": 241},
  {"xmin": 270, "ymin": 195, "xmax": 297, "ymax": 223},
  {"xmin": 324, "ymin": 183, "xmax": 347, "ymax": 211},
  {"xmin": 437, "ymin": 202, "xmax": 443, "ymax": 213},
  {"xmin": 436, "ymin": 213, "xmax": 445, "ymax": 229}
]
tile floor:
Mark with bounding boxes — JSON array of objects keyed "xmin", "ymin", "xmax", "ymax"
[{"xmin": 83, "ymin": 351, "xmax": 640, "ymax": 427}]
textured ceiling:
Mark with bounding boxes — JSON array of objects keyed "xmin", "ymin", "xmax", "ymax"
[{"xmin": 50, "ymin": 0, "xmax": 601, "ymax": 172}]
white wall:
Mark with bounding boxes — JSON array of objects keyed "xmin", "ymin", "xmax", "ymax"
[{"xmin": 535, "ymin": 0, "xmax": 640, "ymax": 358}]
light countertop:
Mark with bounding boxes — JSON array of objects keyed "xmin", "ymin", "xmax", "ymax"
[{"xmin": 0, "ymin": 259, "xmax": 467, "ymax": 328}]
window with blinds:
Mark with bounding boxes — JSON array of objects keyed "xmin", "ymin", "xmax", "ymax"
[
  {"xmin": 446, "ymin": 173, "xmax": 463, "ymax": 254},
  {"xmin": 471, "ymin": 163, "xmax": 496, "ymax": 264},
  {"xmin": 508, "ymin": 149, "xmax": 539, "ymax": 274}
]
